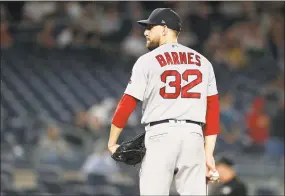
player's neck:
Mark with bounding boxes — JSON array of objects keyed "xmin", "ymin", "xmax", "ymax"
[{"xmin": 159, "ymin": 37, "xmax": 178, "ymax": 46}]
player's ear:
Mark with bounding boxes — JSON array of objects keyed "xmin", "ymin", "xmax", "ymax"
[{"xmin": 162, "ymin": 25, "xmax": 168, "ymax": 36}]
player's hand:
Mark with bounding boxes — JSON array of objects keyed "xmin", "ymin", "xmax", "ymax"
[
  {"xmin": 206, "ymin": 170, "xmax": 220, "ymax": 184},
  {"xmin": 205, "ymin": 153, "xmax": 219, "ymax": 184},
  {"xmin": 108, "ymin": 144, "xmax": 120, "ymax": 154}
]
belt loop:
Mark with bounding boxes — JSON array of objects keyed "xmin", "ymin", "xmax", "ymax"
[{"xmin": 145, "ymin": 123, "xmax": 150, "ymax": 131}]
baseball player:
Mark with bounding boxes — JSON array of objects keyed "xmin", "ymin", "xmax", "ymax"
[{"xmin": 108, "ymin": 8, "xmax": 220, "ymax": 195}]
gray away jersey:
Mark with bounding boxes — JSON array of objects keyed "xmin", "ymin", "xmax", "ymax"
[{"xmin": 124, "ymin": 43, "xmax": 218, "ymax": 125}]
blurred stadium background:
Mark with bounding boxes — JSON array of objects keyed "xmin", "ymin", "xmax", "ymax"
[{"xmin": 0, "ymin": 1, "xmax": 284, "ymax": 196}]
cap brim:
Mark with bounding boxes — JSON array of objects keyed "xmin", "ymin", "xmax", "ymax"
[{"xmin": 137, "ymin": 20, "xmax": 156, "ymax": 27}]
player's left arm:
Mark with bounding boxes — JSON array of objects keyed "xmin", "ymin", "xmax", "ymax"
[
  {"xmin": 108, "ymin": 57, "xmax": 148, "ymax": 152},
  {"xmin": 204, "ymin": 62, "xmax": 220, "ymax": 177},
  {"xmin": 204, "ymin": 94, "xmax": 219, "ymax": 154},
  {"xmin": 204, "ymin": 62, "xmax": 220, "ymax": 148}
]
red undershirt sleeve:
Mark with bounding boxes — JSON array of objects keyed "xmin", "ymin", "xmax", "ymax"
[
  {"xmin": 204, "ymin": 94, "xmax": 220, "ymax": 136},
  {"xmin": 112, "ymin": 94, "xmax": 137, "ymax": 128}
]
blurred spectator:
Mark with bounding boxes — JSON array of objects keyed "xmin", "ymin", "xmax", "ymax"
[
  {"xmin": 22, "ymin": 1, "xmax": 56, "ymax": 24},
  {"xmin": 98, "ymin": 5, "xmax": 123, "ymax": 36},
  {"xmin": 167, "ymin": 1, "xmax": 196, "ymax": 20},
  {"xmin": 72, "ymin": 29, "xmax": 86, "ymax": 47},
  {"xmin": 85, "ymin": 97, "xmax": 139, "ymax": 133},
  {"xmin": 75, "ymin": 109, "xmax": 102, "ymax": 137},
  {"xmin": 86, "ymin": 32, "xmax": 101, "ymax": 48},
  {"xmin": 75, "ymin": 111, "xmax": 89, "ymax": 129},
  {"xmin": 37, "ymin": 20, "xmax": 56, "ymax": 48},
  {"xmin": 224, "ymin": 29, "xmax": 247, "ymax": 70},
  {"xmin": 240, "ymin": 2, "xmax": 258, "ymax": 21},
  {"xmin": 2, "ymin": 2, "xmax": 24, "ymax": 22},
  {"xmin": 0, "ymin": 4, "xmax": 12, "ymax": 23},
  {"xmin": 210, "ymin": 156, "xmax": 248, "ymax": 196},
  {"xmin": 127, "ymin": 1, "xmax": 144, "ymax": 22},
  {"xmin": 267, "ymin": 13, "xmax": 284, "ymax": 70},
  {"xmin": 74, "ymin": 98, "xmax": 118, "ymax": 136},
  {"xmin": 74, "ymin": 110, "xmax": 100, "ymax": 140},
  {"xmin": 37, "ymin": 124, "xmax": 72, "ymax": 164},
  {"xmin": 57, "ymin": 26, "xmax": 73, "ymax": 48},
  {"xmin": 75, "ymin": 2, "xmax": 100, "ymax": 34},
  {"xmin": 187, "ymin": 2, "xmax": 212, "ymax": 48},
  {"xmin": 263, "ymin": 74, "xmax": 284, "ymax": 116},
  {"xmin": 218, "ymin": 2, "xmax": 244, "ymax": 19},
  {"xmin": 0, "ymin": 23, "xmax": 13, "ymax": 48},
  {"xmin": 66, "ymin": 2, "xmax": 82, "ymax": 21},
  {"xmin": 266, "ymin": 99, "xmax": 284, "ymax": 159},
  {"xmin": 204, "ymin": 31, "xmax": 223, "ymax": 60},
  {"xmin": 241, "ymin": 22, "xmax": 266, "ymax": 58},
  {"xmin": 45, "ymin": 2, "xmax": 71, "ymax": 24},
  {"xmin": 121, "ymin": 26, "xmax": 147, "ymax": 58},
  {"xmin": 214, "ymin": 49, "xmax": 229, "ymax": 70},
  {"xmin": 245, "ymin": 97, "xmax": 270, "ymax": 154},
  {"xmin": 1, "ymin": 3, "xmax": 12, "ymax": 47},
  {"xmin": 81, "ymin": 138, "xmax": 120, "ymax": 179},
  {"xmin": 87, "ymin": 98, "xmax": 117, "ymax": 131},
  {"xmin": 216, "ymin": 92, "xmax": 245, "ymax": 153}
]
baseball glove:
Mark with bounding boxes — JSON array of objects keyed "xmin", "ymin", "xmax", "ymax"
[{"xmin": 111, "ymin": 132, "xmax": 146, "ymax": 166}]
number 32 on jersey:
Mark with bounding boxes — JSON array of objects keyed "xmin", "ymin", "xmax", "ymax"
[{"xmin": 160, "ymin": 69, "xmax": 202, "ymax": 99}]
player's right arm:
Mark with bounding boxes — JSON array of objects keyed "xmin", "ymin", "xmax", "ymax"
[
  {"xmin": 204, "ymin": 62, "xmax": 220, "ymax": 179},
  {"xmin": 108, "ymin": 57, "xmax": 148, "ymax": 153}
]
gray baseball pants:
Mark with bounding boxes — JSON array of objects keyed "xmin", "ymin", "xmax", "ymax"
[{"xmin": 139, "ymin": 121, "xmax": 207, "ymax": 195}]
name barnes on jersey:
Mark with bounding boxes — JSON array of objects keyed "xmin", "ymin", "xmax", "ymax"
[{"xmin": 155, "ymin": 51, "xmax": 201, "ymax": 67}]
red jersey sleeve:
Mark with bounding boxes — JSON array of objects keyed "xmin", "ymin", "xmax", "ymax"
[
  {"xmin": 112, "ymin": 94, "xmax": 137, "ymax": 128},
  {"xmin": 204, "ymin": 94, "xmax": 220, "ymax": 136}
]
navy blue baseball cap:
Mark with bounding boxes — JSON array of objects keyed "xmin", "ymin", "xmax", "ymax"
[{"xmin": 137, "ymin": 8, "xmax": 182, "ymax": 32}]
